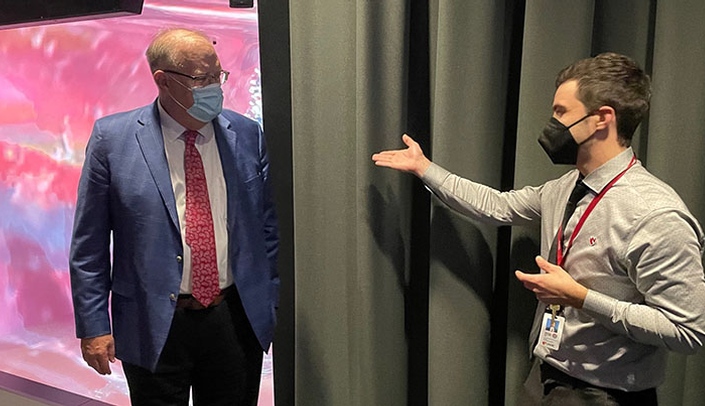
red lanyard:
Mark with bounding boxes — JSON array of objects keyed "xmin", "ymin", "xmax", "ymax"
[{"xmin": 556, "ymin": 155, "xmax": 637, "ymax": 266}]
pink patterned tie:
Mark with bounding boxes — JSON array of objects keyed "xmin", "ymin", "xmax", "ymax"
[{"xmin": 183, "ymin": 130, "xmax": 220, "ymax": 306}]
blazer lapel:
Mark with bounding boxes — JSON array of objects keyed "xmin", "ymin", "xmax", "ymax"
[
  {"xmin": 135, "ymin": 103, "xmax": 180, "ymax": 231},
  {"xmin": 214, "ymin": 115, "xmax": 239, "ymax": 231}
]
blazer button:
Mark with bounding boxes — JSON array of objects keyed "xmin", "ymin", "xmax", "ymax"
[
  {"xmin": 176, "ymin": 255, "xmax": 183, "ymax": 263},
  {"xmin": 169, "ymin": 293, "xmax": 177, "ymax": 301}
]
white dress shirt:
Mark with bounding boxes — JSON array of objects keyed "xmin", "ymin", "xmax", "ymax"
[
  {"xmin": 421, "ymin": 147, "xmax": 705, "ymax": 391},
  {"xmin": 158, "ymin": 102, "xmax": 232, "ymax": 294}
]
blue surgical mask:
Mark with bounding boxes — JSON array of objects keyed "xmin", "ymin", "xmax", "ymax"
[
  {"xmin": 186, "ymin": 83, "xmax": 223, "ymax": 122},
  {"xmin": 168, "ymin": 78, "xmax": 224, "ymax": 122}
]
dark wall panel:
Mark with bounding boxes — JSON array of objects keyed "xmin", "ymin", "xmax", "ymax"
[{"xmin": 0, "ymin": 0, "xmax": 143, "ymax": 29}]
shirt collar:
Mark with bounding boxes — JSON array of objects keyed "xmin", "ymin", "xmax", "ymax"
[
  {"xmin": 157, "ymin": 100, "xmax": 215, "ymax": 144},
  {"xmin": 582, "ymin": 147, "xmax": 637, "ymax": 194}
]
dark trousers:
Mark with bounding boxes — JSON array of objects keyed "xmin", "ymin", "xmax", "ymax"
[
  {"xmin": 122, "ymin": 288, "xmax": 263, "ymax": 406},
  {"xmin": 540, "ymin": 362, "xmax": 658, "ymax": 406}
]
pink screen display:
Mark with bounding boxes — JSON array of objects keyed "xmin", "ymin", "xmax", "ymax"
[{"xmin": 0, "ymin": 1, "xmax": 272, "ymax": 404}]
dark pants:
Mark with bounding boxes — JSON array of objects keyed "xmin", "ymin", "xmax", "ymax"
[
  {"xmin": 540, "ymin": 362, "xmax": 658, "ymax": 406},
  {"xmin": 122, "ymin": 287, "xmax": 263, "ymax": 406}
]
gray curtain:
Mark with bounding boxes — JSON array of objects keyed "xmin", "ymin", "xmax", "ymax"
[
  {"xmin": 289, "ymin": 1, "xmax": 409, "ymax": 405},
  {"xmin": 286, "ymin": 0, "xmax": 705, "ymax": 405}
]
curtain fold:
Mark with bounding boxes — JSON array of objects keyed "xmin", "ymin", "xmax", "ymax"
[
  {"xmin": 286, "ymin": 1, "xmax": 705, "ymax": 404},
  {"xmin": 648, "ymin": 2, "xmax": 705, "ymax": 405},
  {"xmin": 289, "ymin": 1, "xmax": 410, "ymax": 404},
  {"xmin": 427, "ymin": 0, "xmax": 507, "ymax": 403}
]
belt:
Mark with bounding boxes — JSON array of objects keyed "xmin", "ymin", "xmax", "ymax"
[
  {"xmin": 540, "ymin": 362, "xmax": 657, "ymax": 404},
  {"xmin": 540, "ymin": 362, "xmax": 593, "ymax": 393},
  {"xmin": 176, "ymin": 285, "xmax": 235, "ymax": 310}
]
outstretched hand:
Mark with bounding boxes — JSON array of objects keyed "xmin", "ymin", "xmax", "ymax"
[
  {"xmin": 372, "ymin": 134, "xmax": 432, "ymax": 177},
  {"xmin": 515, "ymin": 256, "xmax": 588, "ymax": 309}
]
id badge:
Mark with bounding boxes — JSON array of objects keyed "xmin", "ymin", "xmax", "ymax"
[{"xmin": 539, "ymin": 312, "xmax": 565, "ymax": 351}]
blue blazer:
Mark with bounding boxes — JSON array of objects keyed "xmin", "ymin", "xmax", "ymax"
[{"xmin": 69, "ymin": 102, "xmax": 279, "ymax": 371}]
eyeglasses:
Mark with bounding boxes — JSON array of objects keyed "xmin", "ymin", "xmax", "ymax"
[{"xmin": 163, "ymin": 69, "xmax": 230, "ymax": 87}]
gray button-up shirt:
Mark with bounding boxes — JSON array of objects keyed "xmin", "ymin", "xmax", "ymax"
[{"xmin": 421, "ymin": 147, "xmax": 705, "ymax": 391}]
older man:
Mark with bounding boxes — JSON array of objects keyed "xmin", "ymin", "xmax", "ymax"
[{"xmin": 70, "ymin": 28, "xmax": 279, "ymax": 405}]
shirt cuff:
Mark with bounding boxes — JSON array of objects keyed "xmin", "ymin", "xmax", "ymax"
[
  {"xmin": 582, "ymin": 289, "xmax": 617, "ymax": 318},
  {"xmin": 420, "ymin": 162, "xmax": 450, "ymax": 190}
]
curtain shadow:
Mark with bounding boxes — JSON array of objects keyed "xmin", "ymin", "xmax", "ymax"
[
  {"xmin": 295, "ymin": 315, "xmax": 331, "ymax": 405},
  {"xmin": 367, "ymin": 182, "xmax": 498, "ymax": 321},
  {"xmin": 429, "ymin": 207, "xmax": 494, "ymax": 309},
  {"xmin": 508, "ymin": 234, "xmax": 541, "ymax": 337},
  {"xmin": 367, "ymin": 184, "xmax": 410, "ymax": 333}
]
